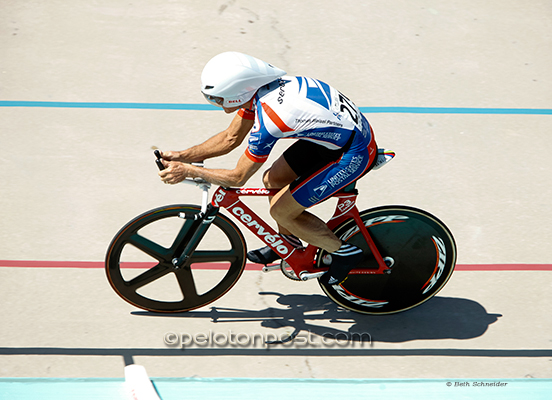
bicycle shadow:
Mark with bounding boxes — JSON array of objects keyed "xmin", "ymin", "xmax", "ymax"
[
  {"xmin": 133, "ymin": 292, "xmax": 501, "ymax": 343},
  {"xmin": 257, "ymin": 293, "xmax": 500, "ymax": 343}
]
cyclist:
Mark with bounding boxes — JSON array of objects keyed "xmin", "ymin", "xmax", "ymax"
[{"xmin": 158, "ymin": 51, "xmax": 378, "ymax": 285}]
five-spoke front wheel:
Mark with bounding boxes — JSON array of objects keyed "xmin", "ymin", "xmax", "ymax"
[{"xmin": 105, "ymin": 205, "xmax": 246, "ymax": 313}]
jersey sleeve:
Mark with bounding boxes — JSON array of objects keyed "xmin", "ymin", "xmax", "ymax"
[
  {"xmin": 244, "ymin": 147, "xmax": 269, "ymax": 163},
  {"xmin": 243, "ymin": 99, "xmax": 282, "ymax": 163},
  {"xmin": 238, "ymin": 108, "xmax": 255, "ymax": 120},
  {"xmin": 245, "ymin": 124, "xmax": 278, "ymax": 163}
]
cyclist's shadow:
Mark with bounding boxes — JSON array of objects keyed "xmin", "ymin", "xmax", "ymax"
[
  {"xmin": 251, "ymin": 292, "xmax": 501, "ymax": 343},
  {"xmin": 137, "ymin": 292, "xmax": 501, "ymax": 343}
]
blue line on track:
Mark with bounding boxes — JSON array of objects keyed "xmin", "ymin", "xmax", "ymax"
[
  {"xmin": 1, "ymin": 101, "xmax": 551, "ymax": 114},
  {"xmin": 358, "ymin": 106, "xmax": 552, "ymax": 115}
]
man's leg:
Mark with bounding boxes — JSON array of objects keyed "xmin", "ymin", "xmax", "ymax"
[
  {"xmin": 262, "ymin": 155, "xmax": 297, "ymax": 189},
  {"xmin": 269, "ymin": 187, "xmax": 341, "ymax": 253},
  {"xmin": 246, "ymin": 139, "xmax": 355, "ymax": 266},
  {"xmin": 246, "ymin": 156, "xmax": 302, "ymax": 264},
  {"xmin": 262, "ymin": 156, "xmax": 297, "ymax": 236},
  {"xmin": 270, "ymin": 186, "xmax": 364, "ymax": 285}
]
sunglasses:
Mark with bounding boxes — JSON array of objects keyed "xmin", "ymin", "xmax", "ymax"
[{"xmin": 203, "ymin": 93, "xmax": 224, "ymax": 107}]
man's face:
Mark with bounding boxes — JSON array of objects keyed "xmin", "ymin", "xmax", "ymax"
[{"xmin": 222, "ymin": 105, "xmax": 241, "ymax": 114}]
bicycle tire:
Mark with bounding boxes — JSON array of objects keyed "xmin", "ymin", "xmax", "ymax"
[
  {"xmin": 317, "ymin": 205, "xmax": 457, "ymax": 315},
  {"xmin": 105, "ymin": 204, "xmax": 246, "ymax": 313}
]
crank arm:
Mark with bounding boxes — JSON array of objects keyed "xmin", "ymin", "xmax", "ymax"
[
  {"xmin": 261, "ymin": 264, "xmax": 281, "ymax": 273},
  {"xmin": 299, "ymin": 271, "xmax": 326, "ymax": 281}
]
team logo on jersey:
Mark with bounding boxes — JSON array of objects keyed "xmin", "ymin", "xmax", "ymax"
[
  {"xmin": 314, "ymin": 184, "xmax": 328, "ymax": 197},
  {"xmin": 277, "ymin": 78, "xmax": 287, "ymax": 104},
  {"xmin": 262, "ymin": 142, "xmax": 275, "ymax": 150}
]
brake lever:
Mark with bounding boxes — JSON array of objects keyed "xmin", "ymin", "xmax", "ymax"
[{"xmin": 155, "ymin": 150, "xmax": 207, "ymax": 185}]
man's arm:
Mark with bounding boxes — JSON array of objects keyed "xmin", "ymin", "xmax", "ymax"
[
  {"xmin": 160, "ymin": 152, "xmax": 263, "ymax": 188},
  {"xmin": 165, "ymin": 112, "xmax": 255, "ymax": 163}
]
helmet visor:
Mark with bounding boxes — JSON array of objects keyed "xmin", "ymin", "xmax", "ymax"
[{"xmin": 202, "ymin": 92, "xmax": 224, "ymax": 107}]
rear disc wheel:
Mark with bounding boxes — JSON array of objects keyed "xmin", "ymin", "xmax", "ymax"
[{"xmin": 318, "ymin": 205, "xmax": 456, "ymax": 315}]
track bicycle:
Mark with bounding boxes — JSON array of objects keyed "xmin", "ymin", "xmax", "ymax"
[{"xmin": 105, "ymin": 149, "xmax": 456, "ymax": 315}]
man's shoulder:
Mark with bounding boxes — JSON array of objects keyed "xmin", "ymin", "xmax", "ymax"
[
  {"xmin": 257, "ymin": 75, "xmax": 330, "ymax": 109},
  {"xmin": 257, "ymin": 76, "xmax": 299, "ymax": 98}
]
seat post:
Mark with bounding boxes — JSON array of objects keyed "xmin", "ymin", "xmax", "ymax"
[{"xmin": 342, "ymin": 181, "xmax": 357, "ymax": 193}]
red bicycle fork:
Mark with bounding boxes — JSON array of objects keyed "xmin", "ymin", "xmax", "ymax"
[{"xmin": 211, "ymin": 186, "xmax": 391, "ymax": 280}]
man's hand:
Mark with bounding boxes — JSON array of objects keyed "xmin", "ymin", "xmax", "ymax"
[
  {"xmin": 158, "ymin": 160, "xmax": 191, "ymax": 185},
  {"xmin": 158, "ymin": 150, "xmax": 182, "ymax": 162}
]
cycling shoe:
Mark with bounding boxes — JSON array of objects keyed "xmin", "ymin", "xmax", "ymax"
[
  {"xmin": 246, "ymin": 245, "xmax": 281, "ymax": 265},
  {"xmin": 320, "ymin": 243, "xmax": 364, "ymax": 285}
]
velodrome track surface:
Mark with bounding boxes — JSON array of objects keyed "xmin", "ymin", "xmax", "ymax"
[{"xmin": 1, "ymin": 1, "xmax": 551, "ymax": 398}]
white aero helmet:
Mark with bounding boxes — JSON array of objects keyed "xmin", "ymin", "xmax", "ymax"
[{"xmin": 201, "ymin": 52, "xmax": 286, "ymax": 108}]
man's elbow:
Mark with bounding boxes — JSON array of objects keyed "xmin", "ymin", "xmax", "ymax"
[
  {"xmin": 229, "ymin": 170, "xmax": 252, "ymax": 187},
  {"xmin": 233, "ymin": 175, "xmax": 249, "ymax": 188}
]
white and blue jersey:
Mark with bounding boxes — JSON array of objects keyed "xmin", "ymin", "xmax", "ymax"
[{"xmin": 242, "ymin": 76, "xmax": 378, "ymax": 207}]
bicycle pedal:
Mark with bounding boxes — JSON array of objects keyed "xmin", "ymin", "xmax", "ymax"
[{"xmin": 262, "ymin": 264, "xmax": 280, "ymax": 273}]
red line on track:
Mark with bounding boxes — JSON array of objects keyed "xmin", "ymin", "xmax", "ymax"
[{"xmin": 0, "ymin": 260, "xmax": 551, "ymax": 271}]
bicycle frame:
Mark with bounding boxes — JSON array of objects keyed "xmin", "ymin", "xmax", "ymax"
[
  {"xmin": 107, "ymin": 149, "xmax": 457, "ymax": 314},
  {"xmin": 205, "ymin": 185, "xmax": 391, "ymax": 279}
]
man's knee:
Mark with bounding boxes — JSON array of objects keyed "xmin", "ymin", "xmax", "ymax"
[
  {"xmin": 269, "ymin": 191, "xmax": 304, "ymax": 223},
  {"xmin": 269, "ymin": 197, "xmax": 285, "ymax": 222},
  {"xmin": 263, "ymin": 168, "xmax": 289, "ymax": 189},
  {"xmin": 263, "ymin": 158, "xmax": 297, "ymax": 189},
  {"xmin": 262, "ymin": 168, "xmax": 275, "ymax": 189}
]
